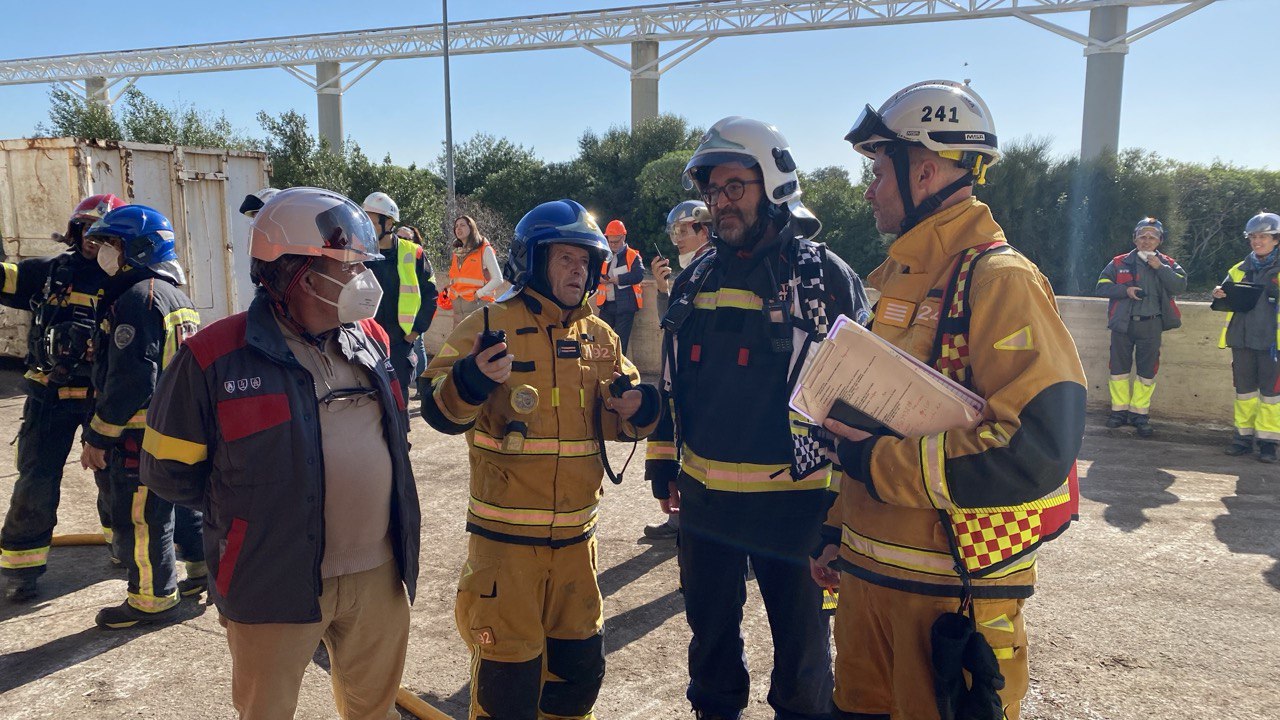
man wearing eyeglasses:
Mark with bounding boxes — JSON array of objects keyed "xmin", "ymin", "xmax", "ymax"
[
  {"xmin": 422, "ymin": 199, "xmax": 661, "ymax": 720},
  {"xmin": 646, "ymin": 117, "xmax": 871, "ymax": 720},
  {"xmin": 140, "ymin": 187, "xmax": 421, "ymax": 720}
]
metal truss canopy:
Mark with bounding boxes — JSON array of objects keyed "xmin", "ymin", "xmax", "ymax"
[{"xmin": 0, "ymin": 0, "xmax": 1212, "ymax": 86}]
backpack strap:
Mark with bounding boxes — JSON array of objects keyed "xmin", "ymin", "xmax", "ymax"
[{"xmin": 929, "ymin": 242, "xmax": 1008, "ymax": 387}]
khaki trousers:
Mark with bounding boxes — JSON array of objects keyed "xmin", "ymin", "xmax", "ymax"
[
  {"xmin": 221, "ymin": 561, "xmax": 410, "ymax": 720},
  {"xmin": 833, "ymin": 576, "xmax": 1029, "ymax": 720}
]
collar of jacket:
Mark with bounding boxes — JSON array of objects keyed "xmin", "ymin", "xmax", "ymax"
[
  {"xmin": 886, "ymin": 197, "xmax": 1005, "ymax": 273},
  {"xmin": 519, "ymin": 287, "xmax": 594, "ymax": 327},
  {"xmin": 245, "ymin": 294, "xmax": 377, "ymax": 368}
]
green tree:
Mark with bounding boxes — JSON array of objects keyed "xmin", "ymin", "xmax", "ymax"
[
  {"xmin": 799, "ymin": 166, "xmax": 884, "ymax": 276},
  {"xmin": 35, "ymin": 87, "xmax": 122, "ymax": 140},
  {"xmin": 575, "ymin": 114, "xmax": 703, "ymax": 228}
]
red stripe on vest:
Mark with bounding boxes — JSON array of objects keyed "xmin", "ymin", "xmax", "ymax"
[
  {"xmin": 186, "ymin": 313, "xmax": 249, "ymax": 370},
  {"xmin": 217, "ymin": 393, "xmax": 291, "ymax": 442}
]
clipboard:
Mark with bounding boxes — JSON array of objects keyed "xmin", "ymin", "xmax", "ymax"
[{"xmin": 1210, "ymin": 280, "xmax": 1265, "ymax": 313}]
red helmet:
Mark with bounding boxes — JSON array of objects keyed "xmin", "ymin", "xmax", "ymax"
[{"xmin": 71, "ymin": 194, "xmax": 126, "ymax": 226}]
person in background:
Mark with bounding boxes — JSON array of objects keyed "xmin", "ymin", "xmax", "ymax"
[
  {"xmin": 444, "ymin": 215, "xmax": 504, "ymax": 326},
  {"xmin": 596, "ymin": 219, "xmax": 645, "ymax": 353},
  {"xmin": 1213, "ymin": 211, "xmax": 1280, "ymax": 463},
  {"xmin": 1095, "ymin": 217, "xmax": 1187, "ymax": 437},
  {"xmin": 643, "ymin": 199, "xmax": 713, "ymax": 542}
]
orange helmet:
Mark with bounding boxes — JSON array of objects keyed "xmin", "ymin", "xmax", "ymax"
[{"xmin": 605, "ymin": 219, "xmax": 627, "ymax": 236}]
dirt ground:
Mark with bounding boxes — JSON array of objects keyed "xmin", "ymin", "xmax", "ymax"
[{"xmin": 0, "ymin": 365, "xmax": 1277, "ymax": 719}]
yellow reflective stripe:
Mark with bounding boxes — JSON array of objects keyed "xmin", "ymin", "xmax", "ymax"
[
  {"xmin": 468, "ymin": 496, "xmax": 600, "ymax": 528},
  {"xmin": 128, "ymin": 590, "xmax": 179, "ymax": 613},
  {"xmin": 471, "ymin": 430, "xmax": 600, "ymax": 457},
  {"xmin": 162, "ymin": 308, "xmax": 201, "ymax": 368},
  {"xmin": 126, "ymin": 410, "xmax": 147, "ymax": 429},
  {"xmin": 920, "ymin": 433, "xmax": 951, "ymax": 509},
  {"xmin": 1096, "ymin": 278, "xmax": 1114, "ymax": 285},
  {"xmin": 681, "ymin": 444, "xmax": 830, "ymax": 492},
  {"xmin": 67, "ymin": 291, "xmax": 97, "ymax": 307},
  {"xmin": 132, "ymin": 485, "xmax": 155, "ymax": 602},
  {"xmin": 2, "ymin": 262, "xmax": 17, "ymax": 294},
  {"xmin": 552, "ymin": 387, "xmax": 561, "ymax": 407},
  {"xmin": 58, "ymin": 387, "xmax": 89, "ymax": 400},
  {"xmin": 646, "ymin": 441, "xmax": 677, "ymax": 461},
  {"xmin": 102, "ymin": 526, "xmax": 114, "ymax": 543},
  {"xmin": 23, "ymin": 369, "xmax": 49, "ymax": 385},
  {"xmin": 991, "ymin": 646, "xmax": 1015, "ymax": 660},
  {"xmin": 579, "ymin": 388, "xmax": 586, "ymax": 408},
  {"xmin": 90, "ymin": 413, "xmax": 127, "ymax": 438},
  {"xmin": 842, "ymin": 525, "xmax": 956, "ymax": 576},
  {"xmin": 0, "ymin": 546, "xmax": 50, "ymax": 569},
  {"xmin": 694, "ymin": 288, "xmax": 764, "ymax": 311},
  {"xmin": 397, "ymin": 238, "xmax": 422, "ymax": 334},
  {"xmin": 142, "ymin": 426, "xmax": 208, "ymax": 465},
  {"xmin": 1219, "ymin": 264, "xmax": 1248, "ymax": 349}
]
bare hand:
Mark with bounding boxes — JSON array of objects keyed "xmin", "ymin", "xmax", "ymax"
[
  {"xmin": 659, "ymin": 481, "xmax": 680, "ymax": 515},
  {"xmin": 80, "ymin": 444, "xmax": 107, "ymax": 471},
  {"xmin": 652, "ymin": 257, "xmax": 672, "ymax": 292},
  {"xmin": 1126, "ymin": 286, "xmax": 1143, "ymax": 301},
  {"xmin": 810, "ymin": 543, "xmax": 840, "ymax": 589},
  {"xmin": 471, "ymin": 334, "xmax": 512, "ymax": 385},
  {"xmin": 1212, "ymin": 286, "xmax": 1227, "ymax": 299},
  {"xmin": 1145, "ymin": 254, "xmax": 1163, "ymax": 269}
]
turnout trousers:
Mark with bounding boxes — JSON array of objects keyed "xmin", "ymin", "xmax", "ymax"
[
  {"xmin": 456, "ymin": 534, "xmax": 605, "ymax": 720},
  {"xmin": 1231, "ymin": 348, "xmax": 1280, "ymax": 442},
  {"xmin": 677, "ymin": 474, "xmax": 834, "ymax": 720},
  {"xmin": 110, "ymin": 430, "xmax": 203, "ymax": 613},
  {"xmin": 0, "ymin": 394, "xmax": 112, "ymax": 578},
  {"xmin": 1107, "ymin": 318, "xmax": 1163, "ymax": 415}
]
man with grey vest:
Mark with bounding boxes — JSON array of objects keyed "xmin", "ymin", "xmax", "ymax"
[{"xmin": 1095, "ymin": 217, "xmax": 1187, "ymax": 436}]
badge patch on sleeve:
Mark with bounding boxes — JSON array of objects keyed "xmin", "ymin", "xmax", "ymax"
[
  {"xmin": 874, "ymin": 298, "xmax": 916, "ymax": 329},
  {"xmin": 993, "ymin": 326, "xmax": 1034, "ymax": 351},
  {"xmin": 113, "ymin": 324, "xmax": 136, "ymax": 349}
]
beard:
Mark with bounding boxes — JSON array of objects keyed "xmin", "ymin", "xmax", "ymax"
[{"xmin": 714, "ymin": 207, "xmax": 759, "ymax": 248}]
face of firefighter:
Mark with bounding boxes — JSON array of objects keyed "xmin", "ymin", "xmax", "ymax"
[
  {"xmin": 865, "ymin": 146, "xmax": 970, "ymax": 235},
  {"xmin": 706, "ymin": 162, "xmax": 764, "ymax": 248},
  {"xmin": 545, "ymin": 243, "xmax": 591, "ymax": 308},
  {"xmin": 669, "ymin": 221, "xmax": 707, "ymax": 257},
  {"xmin": 1248, "ymin": 232, "xmax": 1279, "ymax": 257},
  {"xmin": 1134, "ymin": 230, "xmax": 1162, "ymax": 254},
  {"xmin": 77, "ymin": 224, "xmax": 101, "ymax": 261},
  {"xmin": 865, "ymin": 151, "xmax": 906, "ymax": 235}
]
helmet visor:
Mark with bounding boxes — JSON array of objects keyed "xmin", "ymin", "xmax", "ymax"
[
  {"xmin": 844, "ymin": 104, "xmax": 901, "ymax": 149},
  {"xmin": 251, "ymin": 188, "xmax": 381, "ymax": 263},
  {"xmin": 315, "ymin": 202, "xmax": 380, "ymax": 261}
]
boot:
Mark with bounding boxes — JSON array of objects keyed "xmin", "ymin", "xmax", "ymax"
[
  {"xmin": 4, "ymin": 577, "xmax": 38, "ymax": 603},
  {"xmin": 1225, "ymin": 437, "xmax": 1253, "ymax": 456},
  {"xmin": 643, "ymin": 514, "xmax": 679, "ymax": 540},
  {"xmin": 1129, "ymin": 413, "xmax": 1154, "ymax": 438},
  {"xmin": 1259, "ymin": 442, "xmax": 1277, "ymax": 464},
  {"xmin": 1105, "ymin": 411, "xmax": 1128, "ymax": 429},
  {"xmin": 95, "ymin": 600, "xmax": 181, "ymax": 630},
  {"xmin": 178, "ymin": 576, "xmax": 208, "ymax": 597}
]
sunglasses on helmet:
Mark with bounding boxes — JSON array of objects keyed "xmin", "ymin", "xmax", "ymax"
[{"xmin": 844, "ymin": 104, "xmax": 902, "ymax": 148}]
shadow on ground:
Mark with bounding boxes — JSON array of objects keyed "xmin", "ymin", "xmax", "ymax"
[{"xmin": 1214, "ymin": 470, "xmax": 1280, "ymax": 591}]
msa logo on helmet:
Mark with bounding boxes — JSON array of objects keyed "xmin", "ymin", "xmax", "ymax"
[{"xmin": 965, "ymin": 133, "xmax": 988, "ymax": 142}]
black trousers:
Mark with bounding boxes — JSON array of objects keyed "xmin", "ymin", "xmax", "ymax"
[
  {"xmin": 677, "ymin": 475, "xmax": 834, "ymax": 720},
  {"xmin": 1, "ymin": 395, "xmax": 111, "ymax": 579},
  {"xmin": 1108, "ymin": 317, "xmax": 1163, "ymax": 379},
  {"xmin": 597, "ymin": 303, "xmax": 635, "ymax": 354},
  {"xmin": 110, "ymin": 432, "xmax": 203, "ymax": 608}
]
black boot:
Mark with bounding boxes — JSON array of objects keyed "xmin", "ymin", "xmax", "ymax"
[
  {"xmin": 1225, "ymin": 436, "xmax": 1253, "ymax": 456},
  {"xmin": 1259, "ymin": 442, "xmax": 1277, "ymax": 464},
  {"xmin": 1130, "ymin": 413, "xmax": 1154, "ymax": 438},
  {"xmin": 1105, "ymin": 411, "xmax": 1128, "ymax": 429},
  {"xmin": 4, "ymin": 577, "xmax": 38, "ymax": 603},
  {"xmin": 95, "ymin": 600, "xmax": 182, "ymax": 630}
]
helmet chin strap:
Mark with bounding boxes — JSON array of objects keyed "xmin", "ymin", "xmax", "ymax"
[{"xmin": 887, "ymin": 143, "xmax": 974, "ymax": 235}]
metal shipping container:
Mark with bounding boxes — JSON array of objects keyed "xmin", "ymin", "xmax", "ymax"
[{"xmin": 0, "ymin": 137, "xmax": 270, "ymax": 357}]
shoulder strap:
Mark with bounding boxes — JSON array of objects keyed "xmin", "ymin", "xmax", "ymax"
[{"xmin": 929, "ymin": 242, "xmax": 1008, "ymax": 386}]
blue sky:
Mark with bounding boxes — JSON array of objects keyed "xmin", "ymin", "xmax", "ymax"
[{"xmin": 0, "ymin": 0, "xmax": 1272, "ymax": 176}]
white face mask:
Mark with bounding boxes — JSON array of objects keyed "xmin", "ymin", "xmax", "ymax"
[
  {"xmin": 97, "ymin": 244, "xmax": 121, "ymax": 275},
  {"xmin": 1136, "ymin": 250, "xmax": 1155, "ymax": 262},
  {"xmin": 308, "ymin": 268, "xmax": 383, "ymax": 324},
  {"xmin": 678, "ymin": 250, "xmax": 698, "ymax": 268}
]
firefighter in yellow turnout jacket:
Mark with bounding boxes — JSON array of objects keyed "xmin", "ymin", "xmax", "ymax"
[
  {"xmin": 422, "ymin": 199, "xmax": 660, "ymax": 720},
  {"xmin": 815, "ymin": 81, "xmax": 1087, "ymax": 720}
]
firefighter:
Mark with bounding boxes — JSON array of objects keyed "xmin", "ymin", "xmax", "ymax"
[
  {"xmin": 643, "ymin": 199, "xmax": 713, "ymax": 541},
  {"xmin": 596, "ymin": 219, "xmax": 645, "ymax": 353},
  {"xmin": 77, "ymin": 205, "xmax": 205, "ymax": 629},
  {"xmin": 1214, "ymin": 211, "xmax": 1280, "ymax": 462},
  {"xmin": 422, "ymin": 199, "xmax": 660, "ymax": 720},
  {"xmin": 647, "ymin": 116, "xmax": 871, "ymax": 720},
  {"xmin": 141, "ymin": 187, "xmax": 421, "ymax": 718},
  {"xmin": 444, "ymin": 215, "xmax": 504, "ymax": 324},
  {"xmin": 0, "ymin": 194, "xmax": 122, "ymax": 602},
  {"xmin": 816, "ymin": 80, "xmax": 1086, "ymax": 719},
  {"xmin": 361, "ymin": 192, "xmax": 439, "ymax": 407},
  {"xmin": 1095, "ymin": 217, "xmax": 1187, "ymax": 436}
]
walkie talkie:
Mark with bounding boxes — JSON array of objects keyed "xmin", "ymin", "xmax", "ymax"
[{"xmin": 478, "ymin": 307, "xmax": 508, "ymax": 356}]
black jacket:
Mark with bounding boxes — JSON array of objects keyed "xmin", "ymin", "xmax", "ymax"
[{"xmin": 139, "ymin": 295, "xmax": 421, "ymax": 624}]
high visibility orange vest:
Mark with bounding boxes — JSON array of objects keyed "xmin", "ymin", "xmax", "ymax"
[
  {"xmin": 596, "ymin": 246, "xmax": 643, "ymax": 308},
  {"xmin": 449, "ymin": 240, "xmax": 493, "ymax": 303}
]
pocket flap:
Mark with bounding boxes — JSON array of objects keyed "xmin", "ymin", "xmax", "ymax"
[{"xmin": 217, "ymin": 393, "xmax": 291, "ymax": 442}]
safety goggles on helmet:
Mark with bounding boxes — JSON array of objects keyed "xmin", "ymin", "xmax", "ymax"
[{"xmin": 844, "ymin": 104, "xmax": 903, "ymax": 152}]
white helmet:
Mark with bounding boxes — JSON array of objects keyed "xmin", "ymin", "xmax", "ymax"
[
  {"xmin": 683, "ymin": 116, "xmax": 820, "ymax": 238},
  {"xmin": 1244, "ymin": 212, "xmax": 1280, "ymax": 237},
  {"xmin": 846, "ymin": 80, "xmax": 1001, "ymax": 173},
  {"xmin": 238, "ymin": 187, "xmax": 280, "ymax": 218},
  {"xmin": 666, "ymin": 200, "xmax": 711, "ymax": 233},
  {"xmin": 362, "ymin": 191, "xmax": 400, "ymax": 222}
]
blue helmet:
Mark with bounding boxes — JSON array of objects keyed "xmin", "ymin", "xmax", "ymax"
[
  {"xmin": 87, "ymin": 205, "xmax": 178, "ymax": 269},
  {"xmin": 1133, "ymin": 217, "xmax": 1165, "ymax": 241},
  {"xmin": 501, "ymin": 199, "xmax": 610, "ymax": 301}
]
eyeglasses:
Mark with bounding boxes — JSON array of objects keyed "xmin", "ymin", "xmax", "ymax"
[
  {"xmin": 318, "ymin": 386, "xmax": 378, "ymax": 412},
  {"xmin": 700, "ymin": 180, "xmax": 762, "ymax": 206}
]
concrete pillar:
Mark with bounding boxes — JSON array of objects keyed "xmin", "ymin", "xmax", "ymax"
[
  {"xmin": 316, "ymin": 61, "xmax": 344, "ymax": 153},
  {"xmin": 85, "ymin": 76, "xmax": 110, "ymax": 108},
  {"xmin": 630, "ymin": 40, "xmax": 659, "ymax": 129},
  {"xmin": 1080, "ymin": 6, "xmax": 1128, "ymax": 161}
]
